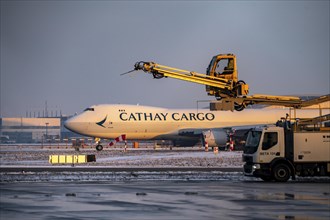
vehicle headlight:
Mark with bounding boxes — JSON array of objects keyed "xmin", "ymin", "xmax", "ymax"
[{"xmin": 252, "ymin": 164, "xmax": 260, "ymax": 170}]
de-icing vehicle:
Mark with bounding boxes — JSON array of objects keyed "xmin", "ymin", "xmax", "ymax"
[
  {"xmin": 243, "ymin": 114, "xmax": 330, "ymax": 182},
  {"xmin": 131, "ymin": 53, "xmax": 328, "ymax": 111}
]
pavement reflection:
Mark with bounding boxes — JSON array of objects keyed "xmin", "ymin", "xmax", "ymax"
[{"xmin": 1, "ymin": 180, "xmax": 329, "ymax": 220}]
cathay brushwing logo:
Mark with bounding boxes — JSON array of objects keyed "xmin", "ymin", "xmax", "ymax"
[{"xmin": 96, "ymin": 115, "xmax": 107, "ymax": 128}]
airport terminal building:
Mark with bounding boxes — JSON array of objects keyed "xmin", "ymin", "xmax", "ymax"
[{"xmin": 0, "ymin": 116, "xmax": 81, "ymax": 143}]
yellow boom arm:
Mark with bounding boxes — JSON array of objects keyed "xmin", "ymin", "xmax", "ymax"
[
  {"xmin": 131, "ymin": 54, "xmax": 329, "ymax": 111},
  {"xmin": 134, "ymin": 61, "xmax": 249, "ymax": 99},
  {"xmin": 134, "ymin": 61, "xmax": 231, "ymax": 88}
]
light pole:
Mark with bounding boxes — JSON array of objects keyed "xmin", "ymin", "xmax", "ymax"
[{"xmin": 45, "ymin": 122, "xmax": 49, "ymax": 141}]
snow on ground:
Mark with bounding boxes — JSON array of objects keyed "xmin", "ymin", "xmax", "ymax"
[
  {"xmin": 1, "ymin": 145, "xmax": 329, "ymax": 183},
  {"xmin": 0, "ymin": 145, "xmax": 243, "ymax": 167},
  {"xmin": 0, "ymin": 171, "xmax": 251, "ymax": 183},
  {"xmin": 0, "ymin": 144, "xmax": 247, "ymax": 182},
  {"xmin": 97, "ymin": 151, "xmax": 242, "ymax": 167}
]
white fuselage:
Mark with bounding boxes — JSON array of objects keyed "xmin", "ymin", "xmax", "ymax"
[{"xmin": 64, "ymin": 104, "xmax": 328, "ymax": 140}]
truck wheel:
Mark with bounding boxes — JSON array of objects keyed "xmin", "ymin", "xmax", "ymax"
[
  {"xmin": 273, "ymin": 164, "xmax": 290, "ymax": 182},
  {"xmin": 96, "ymin": 144, "xmax": 103, "ymax": 151}
]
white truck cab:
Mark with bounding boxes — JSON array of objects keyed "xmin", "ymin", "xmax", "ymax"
[{"xmin": 243, "ymin": 115, "xmax": 330, "ymax": 182}]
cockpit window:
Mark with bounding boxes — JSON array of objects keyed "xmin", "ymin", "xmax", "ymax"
[
  {"xmin": 84, "ymin": 108, "xmax": 95, "ymax": 112},
  {"xmin": 215, "ymin": 58, "xmax": 234, "ymax": 75}
]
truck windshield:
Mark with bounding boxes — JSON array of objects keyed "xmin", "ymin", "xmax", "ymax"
[{"xmin": 244, "ymin": 131, "xmax": 262, "ymax": 154}]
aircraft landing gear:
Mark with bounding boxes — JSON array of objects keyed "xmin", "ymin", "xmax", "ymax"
[
  {"xmin": 95, "ymin": 138, "xmax": 103, "ymax": 151},
  {"xmin": 96, "ymin": 144, "xmax": 103, "ymax": 151}
]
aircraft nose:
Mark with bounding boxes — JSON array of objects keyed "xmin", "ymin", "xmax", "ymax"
[
  {"xmin": 64, "ymin": 116, "xmax": 89, "ymax": 136},
  {"xmin": 64, "ymin": 118, "xmax": 74, "ymax": 132},
  {"xmin": 64, "ymin": 117, "xmax": 81, "ymax": 133}
]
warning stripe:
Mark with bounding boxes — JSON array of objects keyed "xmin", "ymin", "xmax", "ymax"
[{"xmin": 109, "ymin": 134, "xmax": 126, "ymax": 146}]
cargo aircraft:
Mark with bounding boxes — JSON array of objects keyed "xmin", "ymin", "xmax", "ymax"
[{"xmin": 64, "ymin": 104, "xmax": 328, "ymax": 151}]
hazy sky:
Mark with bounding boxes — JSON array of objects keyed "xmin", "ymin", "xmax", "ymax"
[{"xmin": 1, "ymin": 1, "xmax": 329, "ymax": 117}]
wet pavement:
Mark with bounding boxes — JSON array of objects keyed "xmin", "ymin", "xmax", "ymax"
[
  {"xmin": 1, "ymin": 180, "xmax": 329, "ymax": 220},
  {"xmin": 1, "ymin": 146, "xmax": 329, "ymax": 219}
]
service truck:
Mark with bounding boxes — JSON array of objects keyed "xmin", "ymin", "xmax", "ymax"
[{"xmin": 243, "ymin": 114, "xmax": 330, "ymax": 182}]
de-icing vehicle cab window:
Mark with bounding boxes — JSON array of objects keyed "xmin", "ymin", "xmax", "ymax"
[
  {"xmin": 215, "ymin": 58, "xmax": 234, "ymax": 75},
  {"xmin": 262, "ymin": 132, "xmax": 278, "ymax": 150}
]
